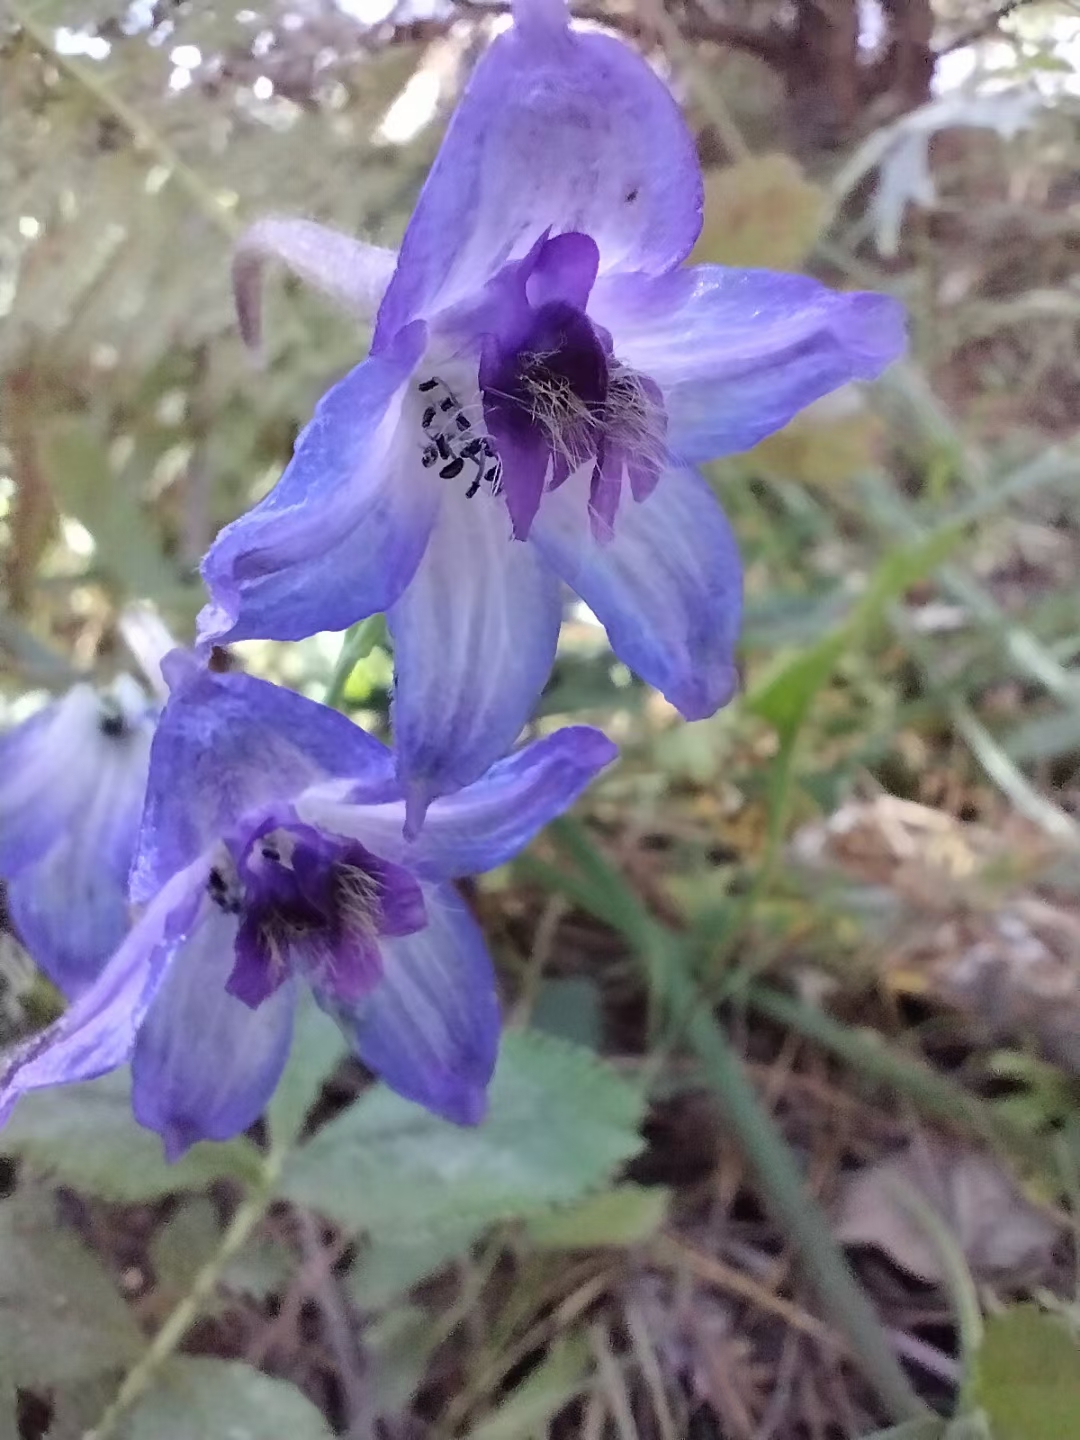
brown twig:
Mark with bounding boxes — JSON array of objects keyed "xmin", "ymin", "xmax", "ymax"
[{"xmin": 935, "ymin": 0, "xmax": 1039, "ymax": 56}]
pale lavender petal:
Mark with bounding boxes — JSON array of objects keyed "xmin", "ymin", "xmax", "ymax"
[
  {"xmin": 8, "ymin": 751, "xmax": 140, "ymax": 996},
  {"xmin": 0, "ymin": 687, "xmax": 109, "ymax": 872},
  {"xmin": 198, "ymin": 321, "xmax": 438, "ymax": 647},
  {"xmin": 530, "ymin": 463, "xmax": 741, "ymax": 719},
  {"xmin": 296, "ymin": 726, "xmax": 617, "ymax": 882},
  {"xmin": 374, "ymin": 0, "xmax": 701, "ymax": 339},
  {"xmin": 387, "ymin": 486, "xmax": 562, "ymax": 833},
  {"xmin": 233, "ymin": 216, "xmax": 397, "ymax": 352},
  {"xmin": 132, "ymin": 660, "xmax": 396, "ymax": 905},
  {"xmin": 0, "ymin": 861, "xmax": 208, "ymax": 1127},
  {"xmin": 132, "ymin": 902, "xmax": 297, "ymax": 1159},
  {"xmin": 593, "ymin": 266, "xmax": 906, "ymax": 461},
  {"xmin": 0, "ymin": 681, "xmax": 153, "ymax": 996},
  {"xmin": 342, "ymin": 884, "xmax": 499, "ymax": 1125}
]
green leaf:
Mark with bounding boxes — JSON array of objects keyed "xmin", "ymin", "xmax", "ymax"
[
  {"xmin": 220, "ymin": 1236, "xmax": 297, "ymax": 1304},
  {"xmin": 1, "ymin": 1068, "xmax": 263, "ymax": 1201},
  {"xmin": 118, "ymin": 1358, "xmax": 333, "ymax": 1440},
  {"xmin": 349, "ymin": 1218, "xmax": 485, "ymax": 1310},
  {"xmin": 0, "ymin": 1187, "xmax": 142, "ymax": 1388},
  {"xmin": 530, "ymin": 977, "xmax": 603, "ymax": 1051},
  {"xmin": 975, "ymin": 1305, "xmax": 1080, "ymax": 1440},
  {"xmin": 281, "ymin": 1031, "xmax": 646, "ymax": 1235},
  {"xmin": 149, "ymin": 1199, "xmax": 224, "ymax": 1311},
  {"xmin": 267, "ymin": 994, "xmax": 347, "ymax": 1152},
  {"xmin": 0, "ymin": 1383, "xmax": 17, "ymax": 1440},
  {"xmin": 43, "ymin": 422, "xmax": 183, "ymax": 603},
  {"xmin": 44, "ymin": 1374, "xmax": 122, "ymax": 1440},
  {"xmin": 862, "ymin": 1422, "xmax": 947, "ymax": 1440},
  {"xmin": 525, "ymin": 1184, "xmax": 670, "ymax": 1250},
  {"xmin": 464, "ymin": 1332, "xmax": 593, "ymax": 1440},
  {"xmin": 365, "ymin": 1306, "xmax": 440, "ymax": 1417}
]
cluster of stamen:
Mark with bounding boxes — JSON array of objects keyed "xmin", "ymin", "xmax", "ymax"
[
  {"xmin": 601, "ymin": 364, "xmax": 667, "ymax": 470},
  {"xmin": 516, "ymin": 353, "xmax": 665, "ymax": 486},
  {"xmin": 332, "ymin": 863, "xmax": 382, "ymax": 937},
  {"xmin": 518, "ymin": 354, "xmax": 596, "ymax": 470},
  {"xmin": 418, "ymin": 377, "xmax": 503, "ymax": 499}
]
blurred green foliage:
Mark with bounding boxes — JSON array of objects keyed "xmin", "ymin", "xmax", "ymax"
[{"xmin": 2, "ymin": 0, "xmax": 1080, "ymax": 1436}]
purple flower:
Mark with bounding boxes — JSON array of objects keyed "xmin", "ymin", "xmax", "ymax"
[
  {"xmin": 0, "ymin": 677, "xmax": 154, "ymax": 998},
  {"xmin": 198, "ymin": 0, "xmax": 905, "ymax": 829},
  {"xmin": 0, "ymin": 653, "xmax": 615, "ymax": 1157}
]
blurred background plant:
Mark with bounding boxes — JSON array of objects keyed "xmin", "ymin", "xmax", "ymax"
[{"xmin": 2, "ymin": 1, "xmax": 1080, "ymax": 1437}]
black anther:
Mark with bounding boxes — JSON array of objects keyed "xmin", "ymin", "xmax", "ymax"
[
  {"xmin": 421, "ymin": 404, "xmax": 437, "ymax": 429},
  {"xmin": 435, "ymin": 433, "xmax": 452, "ymax": 460},
  {"xmin": 439, "ymin": 457, "xmax": 465, "ymax": 480},
  {"xmin": 455, "ymin": 413, "xmax": 471, "ymax": 432},
  {"xmin": 418, "ymin": 378, "xmax": 438, "ymax": 392},
  {"xmin": 422, "ymin": 444, "xmax": 438, "ymax": 467}
]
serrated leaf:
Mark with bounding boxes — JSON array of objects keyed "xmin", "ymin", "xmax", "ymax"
[
  {"xmin": 1, "ymin": 1068, "xmax": 263, "ymax": 1201},
  {"xmin": 975, "ymin": 1305, "xmax": 1080, "ymax": 1440},
  {"xmin": 117, "ymin": 1358, "xmax": 333, "ymax": 1440},
  {"xmin": 0, "ymin": 1187, "xmax": 142, "ymax": 1388},
  {"xmin": 267, "ymin": 992, "xmax": 347, "ymax": 1151},
  {"xmin": 525, "ymin": 1184, "xmax": 670, "ymax": 1250},
  {"xmin": 281, "ymin": 1031, "xmax": 646, "ymax": 1235}
]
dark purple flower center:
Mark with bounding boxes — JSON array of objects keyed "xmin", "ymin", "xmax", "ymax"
[
  {"xmin": 208, "ymin": 820, "xmax": 426, "ymax": 1009},
  {"xmin": 469, "ymin": 232, "xmax": 668, "ymax": 541}
]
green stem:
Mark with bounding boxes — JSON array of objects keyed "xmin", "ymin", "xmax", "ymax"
[
  {"xmin": 665, "ymin": 946, "xmax": 928, "ymax": 1424},
  {"xmin": 539, "ymin": 822, "xmax": 929, "ymax": 1425},
  {"xmin": 885, "ymin": 1180, "xmax": 983, "ymax": 1414},
  {"xmin": 743, "ymin": 986, "xmax": 1050, "ymax": 1170},
  {"xmin": 88, "ymin": 1158, "xmax": 282, "ymax": 1440},
  {"xmin": 325, "ymin": 615, "xmax": 386, "ymax": 710}
]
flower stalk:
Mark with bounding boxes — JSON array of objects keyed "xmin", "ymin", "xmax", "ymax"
[{"xmin": 88, "ymin": 1151, "xmax": 284, "ymax": 1440}]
